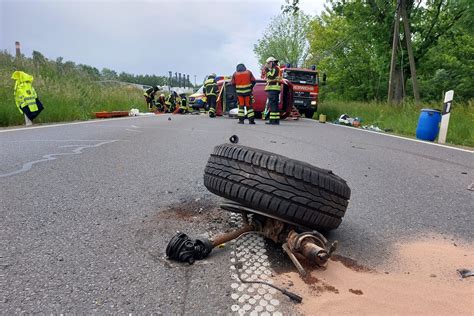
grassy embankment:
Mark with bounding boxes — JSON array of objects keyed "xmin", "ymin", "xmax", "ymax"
[
  {"xmin": 316, "ymin": 100, "xmax": 473, "ymax": 147},
  {"xmin": 0, "ymin": 52, "xmax": 145, "ymax": 127}
]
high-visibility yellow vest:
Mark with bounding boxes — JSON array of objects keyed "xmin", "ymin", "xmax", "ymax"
[
  {"xmin": 11, "ymin": 71, "xmax": 39, "ymax": 114},
  {"xmin": 204, "ymin": 78, "xmax": 218, "ymax": 96},
  {"xmin": 265, "ymin": 67, "xmax": 281, "ymax": 91}
]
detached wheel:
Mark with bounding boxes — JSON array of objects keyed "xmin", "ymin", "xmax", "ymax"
[
  {"xmin": 305, "ymin": 108, "xmax": 315, "ymax": 119},
  {"xmin": 204, "ymin": 144, "xmax": 351, "ymax": 230}
]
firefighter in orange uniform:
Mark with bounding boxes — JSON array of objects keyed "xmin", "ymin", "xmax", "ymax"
[{"xmin": 231, "ymin": 63, "xmax": 257, "ymax": 124}]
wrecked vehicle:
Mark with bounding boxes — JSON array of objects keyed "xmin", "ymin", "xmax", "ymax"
[{"xmin": 215, "ymin": 79, "xmax": 294, "ymax": 119}]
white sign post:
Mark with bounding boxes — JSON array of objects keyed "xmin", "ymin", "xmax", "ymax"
[
  {"xmin": 24, "ymin": 114, "xmax": 32, "ymax": 126},
  {"xmin": 438, "ymin": 90, "xmax": 454, "ymax": 144}
]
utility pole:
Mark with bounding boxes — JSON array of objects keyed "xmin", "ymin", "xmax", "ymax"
[
  {"xmin": 400, "ymin": 0, "xmax": 420, "ymax": 104},
  {"xmin": 387, "ymin": 0, "xmax": 420, "ymax": 105},
  {"xmin": 194, "ymin": 75, "xmax": 197, "ymax": 87},
  {"xmin": 387, "ymin": 2, "xmax": 400, "ymax": 104}
]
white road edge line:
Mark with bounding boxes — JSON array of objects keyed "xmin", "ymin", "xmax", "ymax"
[
  {"xmin": 0, "ymin": 116, "xmax": 148, "ymax": 133},
  {"xmin": 311, "ymin": 120, "xmax": 473, "ymax": 153}
]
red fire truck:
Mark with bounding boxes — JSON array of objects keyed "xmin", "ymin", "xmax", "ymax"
[
  {"xmin": 263, "ymin": 65, "xmax": 324, "ymax": 118},
  {"xmin": 261, "ymin": 64, "xmax": 325, "ymax": 118}
]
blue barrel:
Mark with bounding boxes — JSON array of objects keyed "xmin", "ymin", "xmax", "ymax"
[{"xmin": 416, "ymin": 109, "xmax": 441, "ymax": 141}]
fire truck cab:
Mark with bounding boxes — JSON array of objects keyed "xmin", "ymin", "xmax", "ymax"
[{"xmin": 281, "ymin": 65, "xmax": 322, "ymax": 118}]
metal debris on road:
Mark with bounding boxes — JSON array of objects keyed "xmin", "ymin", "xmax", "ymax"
[
  {"xmin": 165, "ymin": 232, "xmax": 213, "ymax": 264},
  {"xmin": 457, "ymin": 268, "xmax": 474, "ymax": 278},
  {"xmin": 166, "ymin": 201, "xmax": 338, "ymax": 277},
  {"xmin": 229, "ymin": 135, "xmax": 239, "ymax": 144}
]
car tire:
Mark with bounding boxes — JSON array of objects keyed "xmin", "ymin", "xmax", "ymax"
[
  {"xmin": 204, "ymin": 144, "xmax": 351, "ymax": 230},
  {"xmin": 305, "ymin": 108, "xmax": 315, "ymax": 119}
]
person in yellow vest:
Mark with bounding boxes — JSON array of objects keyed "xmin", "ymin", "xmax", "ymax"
[
  {"xmin": 204, "ymin": 73, "xmax": 219, "ymax": 118},
  {"xmin": 264, "ymin": 57, "xmax": 281, "ymax": 125},
  {"xmin": 11, "ymin": 71, "xmax": 44, "ymax": 122},
  {"xmin": 144, "ymin": 86, "xmax": 159, "ymax": 111},
  {"xmin": 165, "ymin": 92, "xmax": 175, "ymax": 112},
  {"xmin": 178, "ymin": 93, "xmax": 188, "ymax": 114}
]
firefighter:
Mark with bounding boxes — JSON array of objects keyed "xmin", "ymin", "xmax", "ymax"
[
  {"xmin": 144, "ymin": 86, "xmax": 159, "ymax": 111},
  {"xmin": 165, "ymin": 92, "xmax": 175, "ymax": 112},
  {"xmin": 178, "ymin": 93, "xmax": 188, "ymax": 114},
  {"xmin": 264, "ymin": 57, "xmax": 281, "ymax": 125},
  {"xmin": 231, "ymin": 63, "xmax": 256, "ymax": 124},
  {"xmin": 156, "ymin": 93, "xmax": 167, "ymax": 112},
  {"xmin": 204, "ymin": 73, "xmax": 218, "ymax": 118}
]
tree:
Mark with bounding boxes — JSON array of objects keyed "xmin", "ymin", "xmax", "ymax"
[
  {"xmin": 281, "ymin": 0, "xmax": 300, "ymax": 15},
  {"xmin": 254, "ymin": 12, "xmax": 311, "ymax": 68},
  {"xmin": 306, "ymin": 0, "xmax": 471, "ymax": 102},
  {"xmin": 101, "ymin": 68, "xmax": 118, "ymax": 81}
]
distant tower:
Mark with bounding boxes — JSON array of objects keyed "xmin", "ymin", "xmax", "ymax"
[{"xmin": 15, "ymin": 41, "xmax": 21, "ymax": 57}]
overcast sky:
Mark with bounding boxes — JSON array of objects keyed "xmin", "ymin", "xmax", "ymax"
[{"xmin": 0, "ymin": 0, "xmax": 324, "ymax": 84}]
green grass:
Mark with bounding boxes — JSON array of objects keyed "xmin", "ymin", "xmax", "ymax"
[
  {"xmin": 316, "ymin": 100, "xmax": 474, "ymax": 147},
  {"xmin": 0, "ymin": 52, "xmax": 146, "ymax": 127}
]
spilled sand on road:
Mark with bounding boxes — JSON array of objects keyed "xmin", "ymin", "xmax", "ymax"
[{"xmin": 276, "ymin": 234, "xmax": 473, "ymax": 315}]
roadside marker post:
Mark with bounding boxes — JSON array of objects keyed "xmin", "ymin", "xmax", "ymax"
[
  {"xmin": 24, "ymin": 114, "xmax": 32, "ymax": 126},
  {"xmin": 438, "ymin": 90, "xmax": 454, "ymax": 144}
]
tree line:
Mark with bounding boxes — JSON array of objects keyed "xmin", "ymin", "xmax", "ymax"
[
  {"xmin": 255, "ymin": 0, "xmax": 473, "ymax": 103},
  {"xmin": 6, "ymin": 50, "xmax": 192, "ymax": 88}
]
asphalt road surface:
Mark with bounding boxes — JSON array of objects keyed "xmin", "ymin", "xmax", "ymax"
[{"xmin": 1, "ymin": 115, "xmax": 473, "ymax": 314}]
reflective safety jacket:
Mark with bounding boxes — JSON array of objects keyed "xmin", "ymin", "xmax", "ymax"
[
  {"xmin": 265, "ymin": 66, "xmax": 281, "ymax": 91},
  {"xmin": 180, "ymin": 96, "xmax": 187, "ymax": 108},
  {"xmin": 204, "ymin": 78, "xmax": 218, "ymax": 96},
  {"xmin": 231, "ymin": 70, "xmax": 256, "ymax": 96},
  {"xmin": 11, "ymin": 71, "xmax": 43, "ymax": 120},
  {"xmin": 157, "ymin": 96, "xmax": 166, "ymax": 105},
  {"xmin": 144, "ymin": 87, "xmax": 155, "ymax": 98},
  {"xmin": 165, "ymin": 94, "xmax": 174, "ymax": 106}
]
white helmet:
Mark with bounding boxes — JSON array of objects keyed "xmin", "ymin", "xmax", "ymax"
[{"xmin": 266, "ymin": 57, "xmax": 278, "ymax": 63}]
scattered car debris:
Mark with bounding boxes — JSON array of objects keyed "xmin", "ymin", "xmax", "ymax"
[
  {"xmin": 168, "ymin": 117, "xmax": 172, "ymax": 121},
  {"xmin": 229, "ymin": 135, "xmax": 239, "ymax": 144},
  {"xmin": 234, "ymin": 261, "xmax": 303, "ymax": 303},
  {"xmin": 166, "ymin": 143, "xmax": 351, "ymax": 279},
  {"xmin": 129, "ymin": 108, "xmax": 139, "ymax": 116},
  {"xmin": 362, "ymin": 125, "xmax": 384, "ymax": 132},
  {"xmin": 128, "ymin": 109, "xmax": 156, "ymax": 116},
  {"xmin": 338, "ymin": 114, "xmax": 362, "ymax": 127},
  {"xmin": 457, "ymin": 268, "xmax": 474, "ymax": 278},
  {"xmin": 228, "ymin": 108, "xmax": 239, "ymax": 118}
]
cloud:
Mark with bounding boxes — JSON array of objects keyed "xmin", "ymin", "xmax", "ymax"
[{"xmin": 0, "ymin": 0, "xmax": 324, "ymax": 82}]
